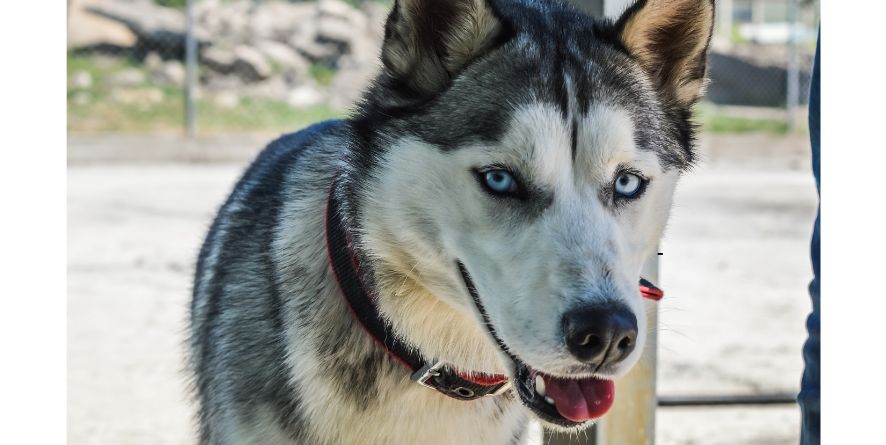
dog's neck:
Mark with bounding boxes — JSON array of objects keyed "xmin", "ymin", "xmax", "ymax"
[
  {"xmin": 330, "ymin": 189, "xmax": 508, "ymax": 377},
  {"xmin": 369, "ymin": 254, "xmax": 507, "ymax": 373}
]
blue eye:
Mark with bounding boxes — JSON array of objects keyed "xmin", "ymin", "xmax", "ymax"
[
  {"xmin": 614, "ymin": 172, "xmax": 644, "ymax": 198},
  {"xmin": 479, "ymin": 168, "xmax": 522, "ymax": 197},
  {"xmin": 485, "ymin": 170, "xmax": 516, "ymax": 193}
]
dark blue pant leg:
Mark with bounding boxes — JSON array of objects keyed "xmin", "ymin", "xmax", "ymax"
[{"xmin": 799, "ymin": 29, "xmax": 820, "ymax": 445}]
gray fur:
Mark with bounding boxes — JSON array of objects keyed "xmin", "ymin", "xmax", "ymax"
[{"xmin": 189, "ymin": 0, "xmax": 713, "ymax": 443}]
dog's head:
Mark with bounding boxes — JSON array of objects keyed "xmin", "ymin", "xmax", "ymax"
[{"xmin": 342, "ymin": 0, "xmax": 713, "ymax": 430}]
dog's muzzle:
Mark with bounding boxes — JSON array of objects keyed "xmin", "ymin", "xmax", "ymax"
[{"xmin": 457, "ymin": 260, "xmax": 663, "ymax": 427}]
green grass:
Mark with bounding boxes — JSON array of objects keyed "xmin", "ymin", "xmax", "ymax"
[
  {"xmin": 695, "ymin": 102, "xmax": 792, "ymax": 134},
  {"xmin": 729, "ymin": 24, "xmax": 749, "ymax": 45},
  {"xmin": 196, "ymin": 97, "xmax": 339, "ymax": 133},
  {"xmin": 68, "ymin": 52, "xmax": 139, "ymax": 80},
  {"xmin": 308, "ymin": 63, "xmax": 336, "ymax": 87},
  {"xmin": 154, "ymin": 0, "xmax": 185, "ymax": 9},
  {"xmin": 68, "ymin": 53, "xmax": 341, "ymax": 134},
  {"xmin": 342, "ymin": 0, "xmax": 395, "ymax": 7}
]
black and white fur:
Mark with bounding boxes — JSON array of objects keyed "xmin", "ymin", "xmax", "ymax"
[{"xmin": 189, "ymin": 0, "xmax": 715, "ymax": 443}]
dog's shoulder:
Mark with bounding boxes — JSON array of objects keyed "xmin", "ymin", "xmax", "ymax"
[
  {"xmin": 203, "ymin": 118, "xmax": 347, "ymax": 234},
  {"xmin": 236, "ymin": 119, "xmax": 347, "ymax": 198},
  {"xmin": 193, "ymin": 118, "xmax": 348, "ymax": 315}
]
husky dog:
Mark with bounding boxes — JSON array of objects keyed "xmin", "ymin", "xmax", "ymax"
[{"xmin": 189, "ymin": 0, "xmax": 714, "ymax": 443}]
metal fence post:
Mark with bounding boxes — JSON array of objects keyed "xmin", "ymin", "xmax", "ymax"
[
  {"xmin": 716, "ymin": 0, "xmax": 734, "ymax": 41},
  {"xmin": 185, "ymin": 0, "xmax": 198, "ymax": 138},
  {"xmin": 568, "ymin": 0, "xmax": 604, "ymax": 16},
  {"xmin": 786, "ymin": 0, "xmax": 800, "ymax": 132},
  {"xmin": 603, "ymin": 0, "xmax": 630, "ymax": 18}
]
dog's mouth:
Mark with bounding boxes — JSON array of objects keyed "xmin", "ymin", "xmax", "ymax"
[
  {"xmin": 456, "ymin": 261, "xmax": 615, "ymax": 428},
  {"xmin": 514, "ymin": 362, "xmax": 615, "ymax": 427}
]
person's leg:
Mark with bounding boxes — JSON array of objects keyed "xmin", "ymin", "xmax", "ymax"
[{"xmin": 799, "ymin": 29, "xmax": 820, "ymax": 445}]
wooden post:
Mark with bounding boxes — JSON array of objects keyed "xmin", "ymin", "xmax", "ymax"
[
  {"xmin": 543, "ymin": 254, "xmax": 659, "ymax": 445},
  {"xmin": 593, "ymin": 256, "xmax": 659, "ymax": 445}
]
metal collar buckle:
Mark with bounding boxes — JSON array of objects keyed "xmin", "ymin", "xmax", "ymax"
[
  {"xmin": 411, "ymin": 362, "xmax": 445, "ymax": 389},
  {"xmin": 487, "ymin": 380, "xmax": 512, "ymax": 396},
  {"xmin": 411, "ymin": 362, "xmax": 511, "ymax": 397}
]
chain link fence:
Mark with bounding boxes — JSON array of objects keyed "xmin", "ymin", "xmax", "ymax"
[
  {"xmin": 705, "ymin": 0, "xmax": 819, "ymax": 132},
  {"xmin": 67, "ymin": 0, "xmax": 818, "ymax": 135}
]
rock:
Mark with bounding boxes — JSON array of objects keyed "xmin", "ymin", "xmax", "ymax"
[
  {"xmin": 212, "ymin": 5, "xmax": 249, "ymax": 42},
  {"xmin": 152, "ymin": 61, "xmax": 186, "ymax": 86},
  {"xmin": 87, "ymin": 1, "xmax": 185, "ymax": 36},
  {"xmin": 315, "ymin": 0, "xmax": 366, "ymax": 51},
  {"xmin": 362, "ymin": 1, "xmax": 391, "ymax": 37},
  {"xmin": 203, "ymin": 45, "xmax": 268, "ymax": 82},
  {"xmin": 315, "ymin": 16, "xmax": 355, "ymax": 48},
  {"xmin": 194, "ymin": 0, "xmax": 225, "ymax": 37},
  {"xmin": 323, "ymin": 2, "xmax": 384, "ymax": 109},
  {"xmin": 288, "ymin": 17, "xmax": 320, "ymax": 52},
  {"xmin": 317, "ymin": 0, "xmax": 355, "ymax": 20},
  {"xmin": 202, "ymin": 46, "xmax": 237, "ymax": 72},
  {"xmin": 246, "ymin": 2, "xmax": 315, "ymax": 43},
  {"xmin": 341, "ymin": 24, "xmax": 383, "ymax": 69},
  {"xmin": 233, "ymin": 45, "xmax": 272, "ymax": 81},
  {"xmin": 67, "ymin": 0, "xmax": 137, "ymax": 49},
  {"xmin": 144, "ymin": 51, "xmax": 163, "ymax": 71},
  {"xmin": 201, "ymin": 71, "xmax": 244, "ymax": 91},
  {"xmin": 327, "ymin": 59, "xmax": 378, "ymax": 110},
  {"xmin": 86, "ymin": 0, "xmax": 207, "ymax": 57},
  {"xmin": 70, "ymin": 70, "xmax": 93, "ymax": 90},
  {"xmin": 318, "ymin": 0, "xmax": 367, "ymax": 30},
  {"xmin": 292, "ymin": 40, "xmax": 340, "ymax": 65},
  {"xmin": 255, "ymin": 40, "xmax": 308, "ymax": 76},
  {"xmin": 287, "ymin": 85, "xmax": 325, "ymax": 108},
  {"xmin": 108, "ymin": 68, "xmax": 147, "ymax": 87},
  {"xmin": 76, "ymin": 0, "xmax": 390, "ymax": 105}
]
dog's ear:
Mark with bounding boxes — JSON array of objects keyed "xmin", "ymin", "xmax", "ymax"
[
  {"xmin": 381, "ymin": 0, "xmax": 508, "ymax": 97},
  {"xmin": 615, "ymin": 0, "xmax": 715, "ymax": 107}
]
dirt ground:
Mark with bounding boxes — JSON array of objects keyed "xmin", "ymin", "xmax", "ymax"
[{"xmin": 67, "ymin": 132, "xmax": 818, "ymax": 444}]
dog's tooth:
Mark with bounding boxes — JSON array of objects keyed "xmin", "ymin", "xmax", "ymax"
[
  {"xmin": 535, "ymin": 375, "xmax": 546, "ymax": 397},
  {"xmin": 545, "ymin": 396, "xmax": 555, "ymax": 405}
]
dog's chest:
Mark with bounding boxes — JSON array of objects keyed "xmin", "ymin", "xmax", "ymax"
[{"xmin": 311, "ymin": 386, "xmax": 536, "ymax": 445}]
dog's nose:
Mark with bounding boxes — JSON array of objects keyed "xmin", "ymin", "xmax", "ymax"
[{"xmin": 562, "ymin": 303, "xmax": 638, "ymax": 366}]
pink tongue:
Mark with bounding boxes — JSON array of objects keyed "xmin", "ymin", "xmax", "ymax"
[{"xmin": 542, "ymin": 374, "xmax": 615, "ymax": 422}]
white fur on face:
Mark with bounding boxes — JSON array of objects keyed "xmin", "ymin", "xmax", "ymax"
[{"xmin": 361, "ymin": 101, "xmax": 680, "ymax": 380}]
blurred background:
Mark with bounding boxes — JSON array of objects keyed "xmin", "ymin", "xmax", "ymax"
[{"xmin": 67, "ymin": 0, "xmax": 820, "ymax": 443}]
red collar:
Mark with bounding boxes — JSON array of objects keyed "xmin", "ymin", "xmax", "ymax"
[
  {"xmin": 640, "ymin": 278, "xmax": 664, "ymax": 301},
  {"xmin": 325, "ymin": 186, "xmax": 663, "ymax": 401}
]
